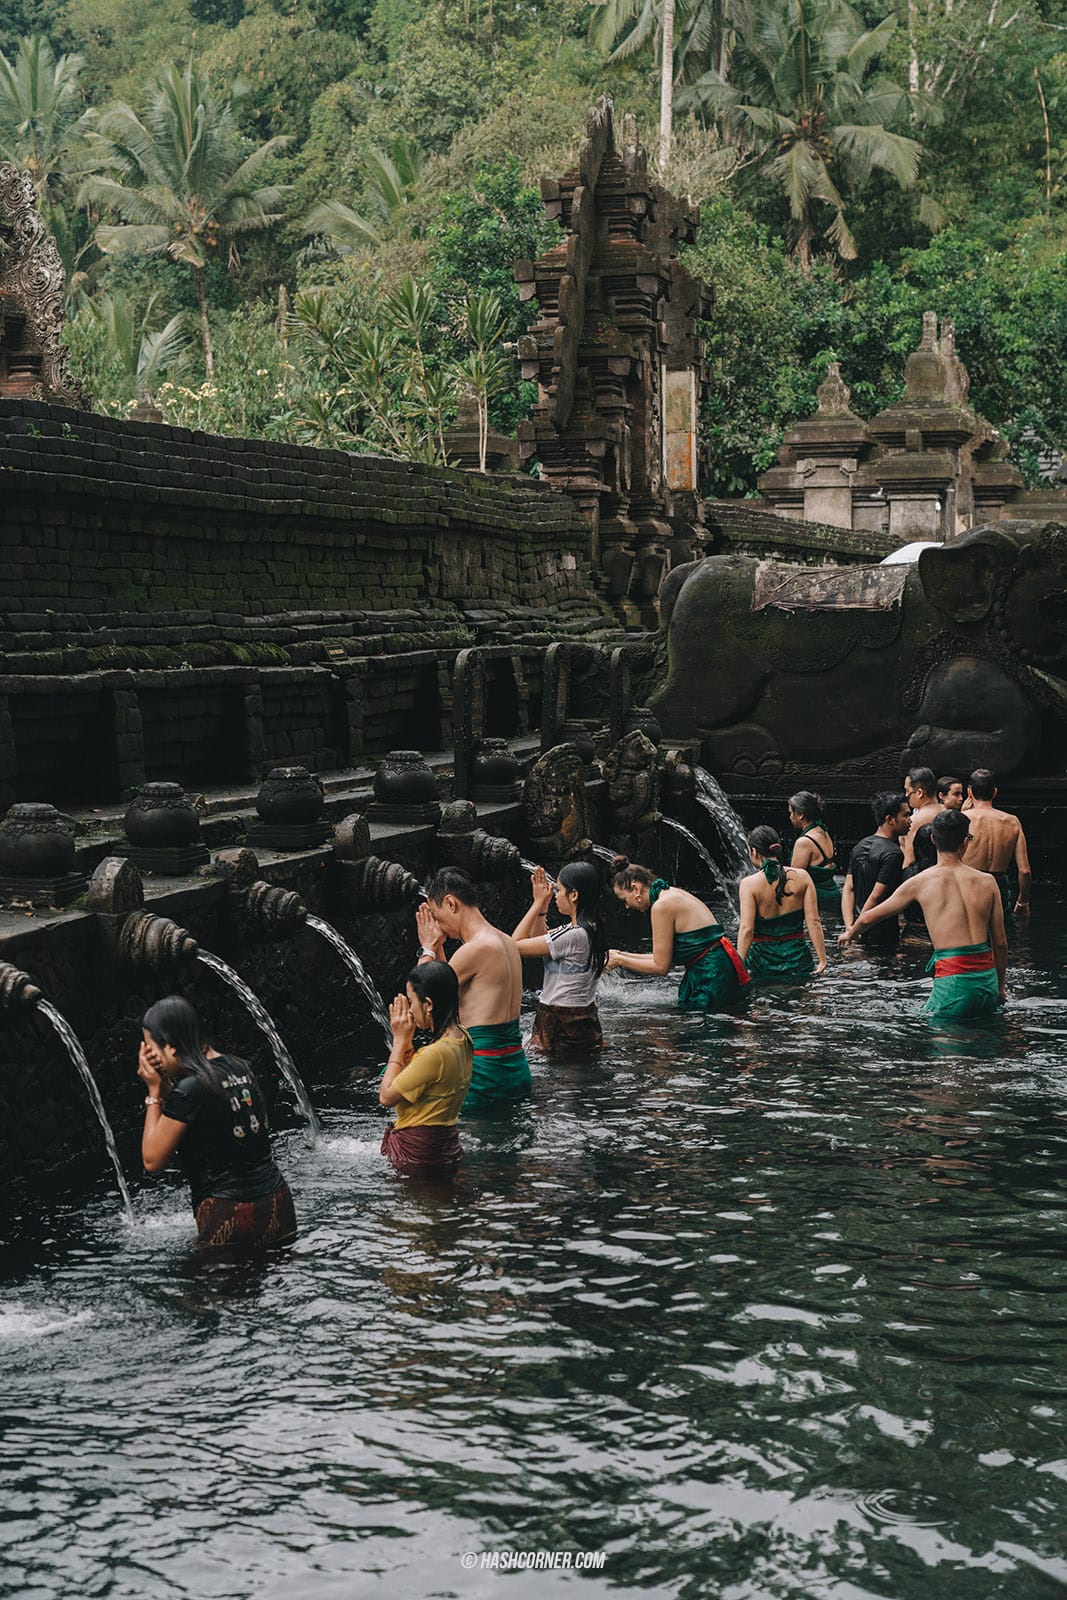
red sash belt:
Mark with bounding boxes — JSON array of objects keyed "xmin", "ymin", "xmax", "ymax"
[
  {"xmin": 753, "ymin": 930, "xmax": 804, "ymax": 943},
  {"xmin": 934, "ymin": 950, "xmax": 995, "ymax": 977},
  {"xmin": 685, "ymin": 936, "xmax": 752, "ymax": 987},
  {"xmin": 471, "ymin": 1043, "xmax": 524, "ymax": 1057}
]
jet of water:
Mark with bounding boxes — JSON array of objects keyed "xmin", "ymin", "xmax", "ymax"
[
  {"xmin": 660, "ymin": 816, "xmax": 738, "ymax": 935},
  {"xmin": 37, "ymin": 999, "xmax": 135, "ymax": 1220},
  {"xmin": 306, "ymin": 914, "xmax": 392, "ymax": 1045},
  {"xmin": 197, "ymin": 950, "xmax": 320, "ymax": 1138},
  {"xmin": 693, "ymin": 766, "xmax": 751, "ymax": 879}
]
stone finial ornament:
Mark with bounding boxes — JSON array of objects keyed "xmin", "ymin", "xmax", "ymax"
[
  {"xmin": 523, "ymin": 743, "xmax": 591, "ymax": 863},
  {"xmin": 0, "ymin": 163, "xmax": 88, "ymax": 406},
  {"xmin": 603, "ymin": 731, "xmax": 661, "ymax": 834}
]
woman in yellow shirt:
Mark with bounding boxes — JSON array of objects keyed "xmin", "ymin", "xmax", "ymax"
[{"xmin": 379, "ymin": 960, "xmax": 472, "ymax": 1177}]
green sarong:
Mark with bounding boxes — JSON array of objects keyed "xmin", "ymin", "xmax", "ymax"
[
  {"xmin": 808, "ymin": 861, "xmax": 841, "ymax": 916},
  {"xmin": 925, "ymin": 943, "xmax": 1001, "ymax": 1022},
  {"xmin": 463, "ymin": 1019, "xmax": 532, "ymax": 1111},
  {"xmin": 745, "ymin": 908, "xmax": 815, "ymax": 984},
  {"xmin": 675, "ymin": 924, "xmax": 749, "ymax": 1012}
]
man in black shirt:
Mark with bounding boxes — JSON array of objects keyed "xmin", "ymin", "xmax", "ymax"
[{"xmin": 841, "ymin": 791, "xmax": 912, "ymax": 950}]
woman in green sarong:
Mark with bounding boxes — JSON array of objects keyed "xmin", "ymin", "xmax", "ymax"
[
  {"xmin": 738, "ymin": 827, "xmax": 827, "ymax": 984},
  {"xmin": 607, "ymin": 858, "xmax": 750, "ymax": 1011},
  {"xmin": 788, "ymin": 790, "xmax": 841, "ymax": 918}
]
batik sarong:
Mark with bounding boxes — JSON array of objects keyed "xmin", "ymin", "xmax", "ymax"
[
  {"xmin": 530, "ymin": 1001, "xmax": 603, "ymax": 1055},
  {"xmin": 463, "ymin": 1018, "xmax": 532, "ymax": 1111},
  {"xmin": 381, "ymin": 1123, "xmax": 463, "ymax": 1175},
  {"xmin": 193, "ymin": 1180, "xmax": 297, "ymax": 1250},
  {"xmin": 924, "ymin": 942, "xmax": 1001, "ymax": 1022}
]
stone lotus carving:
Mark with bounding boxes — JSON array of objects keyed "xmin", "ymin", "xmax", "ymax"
[
  {"xmin": 523, "ymin": 743, "xmax": 591, "ymax": 862},
  {"xmin": 332, "ymin": 814, "xmax": 421, "ymax": 909},
  {"xmin": 87, "ymin": 857, "xmax": 198, "ymax": 973},
  {"xmin": 603, "ymin": 731, "xmax": 661, "ymax": 835},
  {"xmin": 214, "ymin": 847, "xmax": 307, "ymax": 938},
  {"xmin": 0, "ymin": 163, "xmax": 87, "ymax": 406},
  {"xmin": 434, "ymin": 799, "xmax": 521, "ymax": 880}
]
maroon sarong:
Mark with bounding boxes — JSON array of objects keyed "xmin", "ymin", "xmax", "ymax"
[
  {"xmin": 381, "ymin": 1123, "xmax": 463, "ymax": 1176},
  {"xmin": 530, "ymin": 1001, "xmax": 603, "ymax": 1055},
  {"xmin": 193, "ymin": 1180, "xmax": 297, "ymax": 1251}
]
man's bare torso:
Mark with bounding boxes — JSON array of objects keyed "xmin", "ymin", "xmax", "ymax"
[
  {"xmin": 453, "ymin": 924, "xmax": 523, "ymax": 1027},
  {"xmin": 910, "ymin": 863, "xmax": 998, "ymax": 949},
  {"xmin": 903, "ymin": 802, "xmax": 940, "ymax": 866},
  {"xmin": 964, "ymin": 807, "xmax": 1020, "ymax": 874}
]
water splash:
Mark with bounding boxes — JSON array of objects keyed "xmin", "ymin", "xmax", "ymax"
[
  {"xmin": 693, "ymin": 766, "xmax": 751, "ymax": 878},
  {"xmin": 519, "ymin": 856, "xmax": 557, "ymax": 886},
  {"xmin": 306, "ymin": 914, "xmax": 392, "ymax": 1045},
  {"xmin": 37, "ymin": 1000, "xmax": 134, "ymax": 1220},
  {"xmin": 591, "ymin": 844, "xmax": 617, "ymax": 866},
  {"xmin": 196, "ymin": 951, "xmax": 320, "ymax": 1138},
  {"xmin": 660, "ymin": 816, "xmax": 738, "ymax": 934}
]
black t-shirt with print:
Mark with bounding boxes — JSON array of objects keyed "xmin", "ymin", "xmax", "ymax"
[
  {"xmin": 847, "ymin": 833, "xmax": 905, "ymax": 948},
  {"xmin": 162, "ymin": 1053, "xmax": 282, "ymax": 1207}
]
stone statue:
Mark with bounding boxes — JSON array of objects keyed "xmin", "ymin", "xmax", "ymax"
[
  {"xmin": 603, "ymin": 731, "xmax": 661, "ymax": 835},
  {"xmin": 651, "ymin": 520, "xmax": 1067, "ymax": 785},
  {"xmin": 0, "ymin": 163, "xmax": 87, "ymax": 406},
  {"xmin": 523, "ymin": 743, "xmax": 591, "ymax": 863}
]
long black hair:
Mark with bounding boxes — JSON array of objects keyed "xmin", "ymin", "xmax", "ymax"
[
  {"xmin": 142, "ymin": 995, "xmax": 229, "ymax": 1099},
  {"xmin": 748, "ymin": 825, "xmax": 788, "ymax": 904},
  {"xmin": 558, "ymin": 860, "xmax": 608, "ymax": 976},
  {"xmin": 406, "ymin": 961, "xmax": 460, "ymax": 1040}
]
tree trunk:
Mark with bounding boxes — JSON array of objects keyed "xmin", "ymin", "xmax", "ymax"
[
  {"xmin": 659, "ymin": 0, "xmax": 676, "ymax": 173},
  {"xmin": 194, "ymin": 266, "xmax": 214, "ymax": 379},
  {"xmin": 795, "ymin": 213, "xmax": 813, "ymax": 271}
]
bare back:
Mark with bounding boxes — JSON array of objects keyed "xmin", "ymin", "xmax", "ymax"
[
  {"xmin": 451, "ymin": 921, "xmax": 523, "ymax": 1027},
  {"xmin": 903, "ymin": 803, "xmax": 940, "ymax": 867},
  {"xmin": 653, "ymin": 885, "xmax": 719, "ymax": 935},
  {"xmin": 907, "ymin": 862, "xmax": 999, "ymax": 948},
  {"xmin": 964, "ymin": 807, "xmax": 1021, "ymax": 874},
  {"xmin": 746, "ymin": 867, "xmax": 809, "ymax": 919}
]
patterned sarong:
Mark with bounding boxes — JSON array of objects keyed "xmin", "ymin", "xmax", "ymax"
[
  {"xmin": 381, "ymin": 1123, "xmax": 463, "ymax": 1176},
  {"xmin": 463, "ymin": 1018, "xmax": 532, "ymax": 1111},
  {"xmin": 924, "ymin": 942, "xmax": 1001, "ymax": 1021},
  {"xmin": 746, "ymin": 908, "xmax": 815, "ymax": 984},
  {"xmin": 530, "ymin": 1001, "xmax": 603, "ymax": 1056},
  {"xmin": 675, "ymin": 925, "xmax": 750, "ymax": 1012},
  {"xmin": 193, "ymin": 1180, "xmax": 297, "ymax": 1251}
]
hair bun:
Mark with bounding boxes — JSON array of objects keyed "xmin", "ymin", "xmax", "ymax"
[
  {"xmin": 611, "ymin": 854, "xmax": 630, "ymax": 870},
  {"xmin": 769, "ymin": 842, "xmax": 782, "ymax": 857}
]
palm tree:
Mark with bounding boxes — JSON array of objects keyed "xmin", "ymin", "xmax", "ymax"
[
  {"xmin": 82, "ymin": 290, "xmax": 192, "ymax": 397},
  {"xmin": 680, "ymin": 0, "xmax": 936, "ymax": 265},
  {"xmin": 589, "ymin": 0, "xmax": 729, "ymax": 168},
  {"xmin": 0, "ymin": 34, "xmax": 91, "ymax": 203},
  {"xmin": 80, "ymin": 62, "xmax": 290, "ymax": 376},
  {"xmin": 303, "ymin": 135, "xmax": 425, "ymax": 255}
]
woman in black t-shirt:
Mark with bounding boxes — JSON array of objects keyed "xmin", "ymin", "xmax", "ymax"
[{"xmin": 138, "ymin": 996, "xmax": 297, "ymax": 1250}]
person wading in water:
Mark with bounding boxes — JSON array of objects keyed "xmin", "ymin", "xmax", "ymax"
[
  {"xmin": 416, "ymin": 868, "xmax": 530, "ymax": 1112},
  {"xmin": 839, "ymin": 808, "xmax": 1007, "ymax": 1022},
  {"xmin": 607, "ymin": 859, "xmax": 750, "ymax": 1010},
  {"xmin": 738, "ymin": 826, "xmax": 827, "ymax": 983},
  {"xmin": 379, "ymin": 961, "xmax": 472, "ymax": 1176},
  {"xmin": 787, "ymin": 791, "xmax": 840, "ymax": 918},
  {"xmin": 513, "ymin": 861, "xmax": 606, "ymax": 1055},
  {"xmin": 841, "ymin": 792, "xmax": 912, "ymax": 952},
  {"xmin": 962, "ymin": 768, "xmax": 1032, "ymax": 920},
  {"xmin": 902, "ymin": 767, "xmax": 939, "ymax": 869}
]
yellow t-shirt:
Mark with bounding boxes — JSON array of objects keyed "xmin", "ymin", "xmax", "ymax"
[{"xmin": 392, "ymin": 1031, "xmax": 473, "ymax": 1129}]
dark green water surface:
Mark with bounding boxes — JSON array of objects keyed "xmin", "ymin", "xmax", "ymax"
[{"xmin": 3, "ymin": 907, "xmax": 1067, "ymax": 1599}]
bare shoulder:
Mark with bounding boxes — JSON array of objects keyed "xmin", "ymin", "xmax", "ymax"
[{"xmin": 788, "ymin": 864, "xmax": 814, "ymax": 887}]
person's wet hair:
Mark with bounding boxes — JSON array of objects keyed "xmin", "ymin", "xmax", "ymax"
[
  {"xmin": 142, "ymin": 995, "xmax": 227, "ymax": 1098},
  {"xmin": 611, "ymin": 856, "xmax": 654, "ymax": 890},
  {"xmin": 872, "ymin": 790, "xmax": 908, "ymax": 827},
  {"xmin": 936, "ymin": 775, "xmax": 961, "ymax": 801},
  {"xmin": 788, "ymin": 790, "xmax": 823, "ymax": 822},
  {"xmin": 748, "ymin": 825, "xmax": 787, "ymax": 903},
  {"xmin": 406, "ymin": 960, "xmax": 460, "ymax": 1039},
  {"xmin": 912, "ymin": 822, "xmax": 937, "ymax": 871},
  {"xmin": 932, "ymin": 808, "xmax": 971, "ymax": 853},
  {"xmin": 424, "ymin": 867, "xmax": 479, "ymax": 906},
  {"xmin": 969, "ymin": 768, "xmax": 996, "ymax": 801},
  {"xmin": 558, "ymin": 860, "xmax": 608, "ymax": 975},
  {"xmin": 906, "ymin": 767, "xmax": 936, "ymax": 796}
]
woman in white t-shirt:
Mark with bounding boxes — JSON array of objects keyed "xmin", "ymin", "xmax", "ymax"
[{"xmin": 513, "ymin": 861, "xmax": 607, "ymax": 1055}]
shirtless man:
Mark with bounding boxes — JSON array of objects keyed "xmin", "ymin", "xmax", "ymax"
[
  {"xmin": 902, "ymin": 766, "xmax": 940, "ymax": 868},
  {"xmin": 416, "ymin": 867, "xmax": 531, "ymax": 1110},
  {"xmin": 936, "ymin": 775, "xmax": 964, "ymax": 811},
  {"xmin": 839, "ymin": 808, "xmax": 1006, "ymax": 1021},
  {"xmin": 962, "ymin": 769, "xmax": 1031, "ymax": 919}
]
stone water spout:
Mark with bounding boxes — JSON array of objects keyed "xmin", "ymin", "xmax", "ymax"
[
  {"xmin": 214, "ymin": 848, "xmax": 307, "ymax": 938},
  {"xmin": 87, "ymin": 857, "xmax": 198, "ymax": 976},
  {"xmin": 333, "ymin": 816, "xmax": 421, "ymax": 910},
  {"xmin": 433, "ymin": 801, "xmax": 521, "ymax": 880},
  {"xmin": 0, "ymin": 961, "xmax": 43, "ymax": 1009}
]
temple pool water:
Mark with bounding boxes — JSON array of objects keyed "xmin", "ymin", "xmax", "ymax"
[{"xmin": 3, "ymin": 904, "xmax": 1067, "ymax": 1599}]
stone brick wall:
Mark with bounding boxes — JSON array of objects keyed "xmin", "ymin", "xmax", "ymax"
[{"xmin": 707, "ymin": 500, "xmax": 898, "ymax": 565}]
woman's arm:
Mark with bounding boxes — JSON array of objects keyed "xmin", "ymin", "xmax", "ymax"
[
  {"xmin": 802, "ymin": 876, "xmax": 827, "ymax": 973},
  {"xmin": 513, "ymin": 867, "xmax": 553, "ymax": 942},
  {"xmin": 380, "ymin": 995, "xmax": 416, "ymax": 1107},
  {"xmin": 514, "ymin": 934, "xmax": 551, "ymax": 958},
  {"xmin": 138, "ymin": 1043, "xmax": 186, "ymax": 1173},
  {"xmin": 736, "ymin": 878, "xmax": 757, "ymax": 964},
  {"xmin": 790, "ymin": 835, "xmax": 813, "ymax": 869},
  {"xmin": 608, "ymin": 904, "xmax": 675, "ymax": 976}
]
